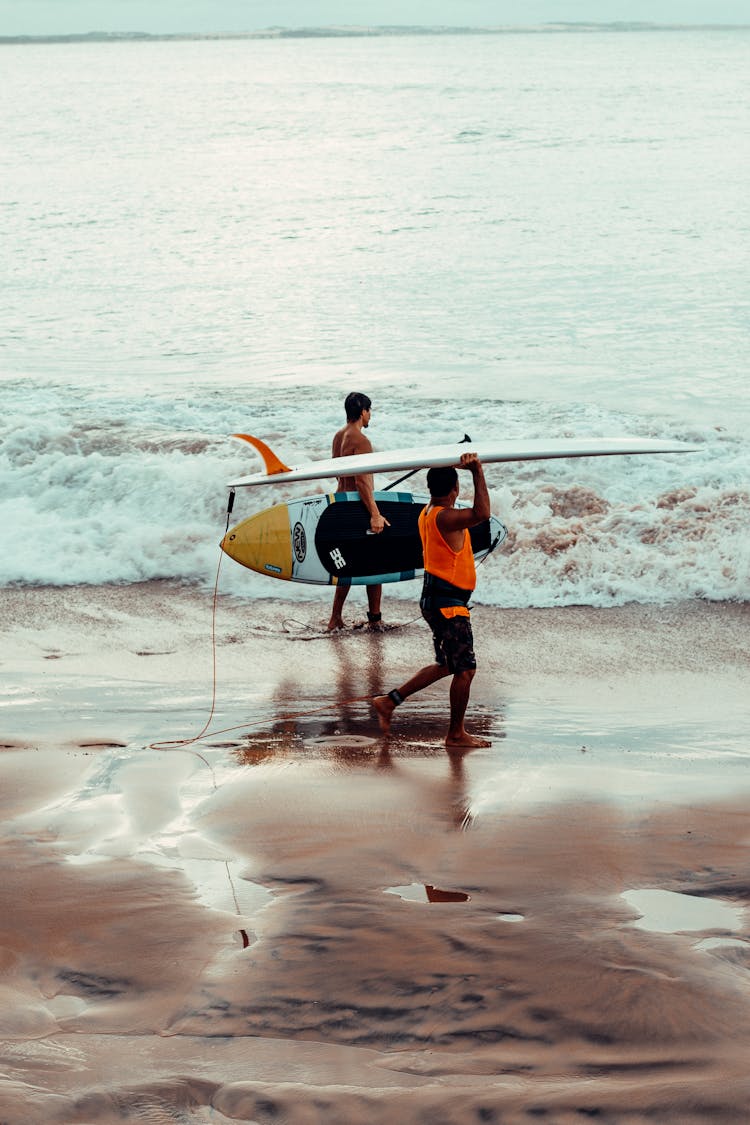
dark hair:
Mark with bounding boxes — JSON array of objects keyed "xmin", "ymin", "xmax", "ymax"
[
  {"xmin": 427, "ymin": 466, "xmax": 458, "ymax": 498},
  {"xmin": 344, "ymin": 391, "xmax": 372, "ymax": 422}
]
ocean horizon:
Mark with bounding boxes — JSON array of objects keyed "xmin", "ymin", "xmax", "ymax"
[{"xmin": 3, "ymin": 21, "xmax": 750, "ymax": 43}]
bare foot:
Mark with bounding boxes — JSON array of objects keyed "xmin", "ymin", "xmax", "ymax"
[
  {"xmin": 445, "ymin": 731, "xmax": 492, "ymax": 749},
  {"xmin": 326, "ymin": 617, "xmax": 344, "ymax": 632},
  {"xmin": 372, "ymin": 695, "xmax": 395, "ymax": 733}
]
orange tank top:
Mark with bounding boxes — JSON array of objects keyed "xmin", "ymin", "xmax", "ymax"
[{"xmin": 418, "ymin": 504, "xmax": 476, "ymax": 592}]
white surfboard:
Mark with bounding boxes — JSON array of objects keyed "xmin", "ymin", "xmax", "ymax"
[{"xmin": 227, "ymin": 434, "xmax": 697, "ymax": 489}]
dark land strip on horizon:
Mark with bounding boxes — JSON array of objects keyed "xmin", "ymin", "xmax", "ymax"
[{"xmin": 3, "ymin": 23, "xmax": 750, "ymax": 45}]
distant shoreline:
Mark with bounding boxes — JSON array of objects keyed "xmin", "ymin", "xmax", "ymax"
[{"xmin": 2, "ymin": 23, "xmax": 749, "ymax": 45}]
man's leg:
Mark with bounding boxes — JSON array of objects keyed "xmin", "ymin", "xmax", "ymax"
[
  {"xmin": 446, "ymin": 669, "xmax": 491, "ymax": 749},
  {"xmin": 373, "ymin": 662, "xmax": 450, "ymax": 732},
  {"xmin": 439, "ymin": 615, "xmax": 491, "ymax": 749},
  {"xmin": 327, "ymin": 584, "xmax": 349, "ymax": 631},
  {"xmin": 366, "ymin": 583, "xmax": 383, "ymax": 626}
]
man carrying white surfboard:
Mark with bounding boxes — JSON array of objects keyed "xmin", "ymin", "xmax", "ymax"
[
  {"xmin": 327, "ymin": 391, "xmax": 391, "ymax": 632},
  {"xmin": 373, "ymin": 452, "xmax": 492, "ymax": 750}
]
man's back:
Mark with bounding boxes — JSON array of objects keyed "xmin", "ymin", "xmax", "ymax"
[{"xmin": 332, "ymin": 421, "xmax": 373, "ymax": 491}]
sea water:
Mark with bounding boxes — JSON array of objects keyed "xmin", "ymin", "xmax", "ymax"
[{"xmin": 1, "ymin": 29, "xmax": 748, "ymax": 606}]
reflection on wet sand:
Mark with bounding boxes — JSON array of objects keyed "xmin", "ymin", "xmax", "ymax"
[
  {"xmin": 424, "ymin": 884, "xmax": 471, "ymax": 902},
  {"xmin": 177, "ymin": 778, "xmax": 750, "ymax": 1125},
  {"xmin": 386, "ymin": 883, "xmax": 471, "ymax": 903},
  {"xmin": 184, "ymin": 667, "xmax": 750, "ymax": 1108},
  {"xmin": 2, "ymin": 594, "xmax": 750, "ymax": 1122}
]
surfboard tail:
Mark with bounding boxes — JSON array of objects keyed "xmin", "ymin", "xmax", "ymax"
[{"xmin": 231, "ymin": 433, "xmax": 292, "ymax": 477}]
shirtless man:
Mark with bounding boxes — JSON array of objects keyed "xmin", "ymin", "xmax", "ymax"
[
  {"xmin": 326, "ymin": 391, "xmax": 390, "ymax": 632},
  {"xmin": 373, "ymin": 452, "xmax": 491, "ymax": 749}
]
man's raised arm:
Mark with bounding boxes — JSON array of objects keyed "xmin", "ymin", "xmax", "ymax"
[{"xmin": 438, "ymin": 453, "xmax": 490, "ymax": 532}]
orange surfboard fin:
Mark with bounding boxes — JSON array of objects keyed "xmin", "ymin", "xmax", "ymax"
[{"xmin": 231, "ymin": 433, "xmax": 292, "ymax": 476}]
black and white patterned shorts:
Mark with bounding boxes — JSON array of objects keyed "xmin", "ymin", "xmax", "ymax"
[{"xmin": 421, "ymin": 608, "xmax": 477, "ymax": 674}]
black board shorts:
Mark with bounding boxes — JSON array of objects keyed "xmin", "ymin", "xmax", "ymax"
[{"xmin": 421, "ymin": 608, "xmax": 477, "ymax": 674}]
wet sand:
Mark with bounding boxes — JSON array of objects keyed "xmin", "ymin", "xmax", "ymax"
[{"xmin": 1, "ymin": 583, "xmax": 749, "ymax": 1124}]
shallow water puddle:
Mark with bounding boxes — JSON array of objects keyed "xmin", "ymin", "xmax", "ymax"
[
  {"xmin": 385, "ymin": 883, "xmax": 470, "ymax": 903},
  {"xmin": 622, "ymin": 888, "xmax": 746, "ymax": 937},
  {"xmin": 694, "ymin": 937, "xmax": 749, "ymax": 952}
]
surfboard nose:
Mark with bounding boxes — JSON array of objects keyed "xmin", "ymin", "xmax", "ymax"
[{"xmin": 220, "ymin": 503, "xmax": 293, "ymax": 580}]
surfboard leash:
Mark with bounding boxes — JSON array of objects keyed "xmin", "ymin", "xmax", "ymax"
[
  {"xmin": 148, "ymin": 498, "xmax": 377, "ymax": 764},
  {"xmin": 147, "ymin": 490, "xmax": 241, "ymax": 764},
  {"xmin": 147, "ymin": 548, "xmax": 226, "ymax": 776}
]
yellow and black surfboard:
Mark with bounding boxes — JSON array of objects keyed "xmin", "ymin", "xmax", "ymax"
[{"xmin": 221, "ymin": 490, "xmax": 507, "ymax": 586}]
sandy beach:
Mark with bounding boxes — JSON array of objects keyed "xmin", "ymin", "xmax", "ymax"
[{"xmin": 1, "ymin": 582, "xmax": 749, "ymax": 1123}]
